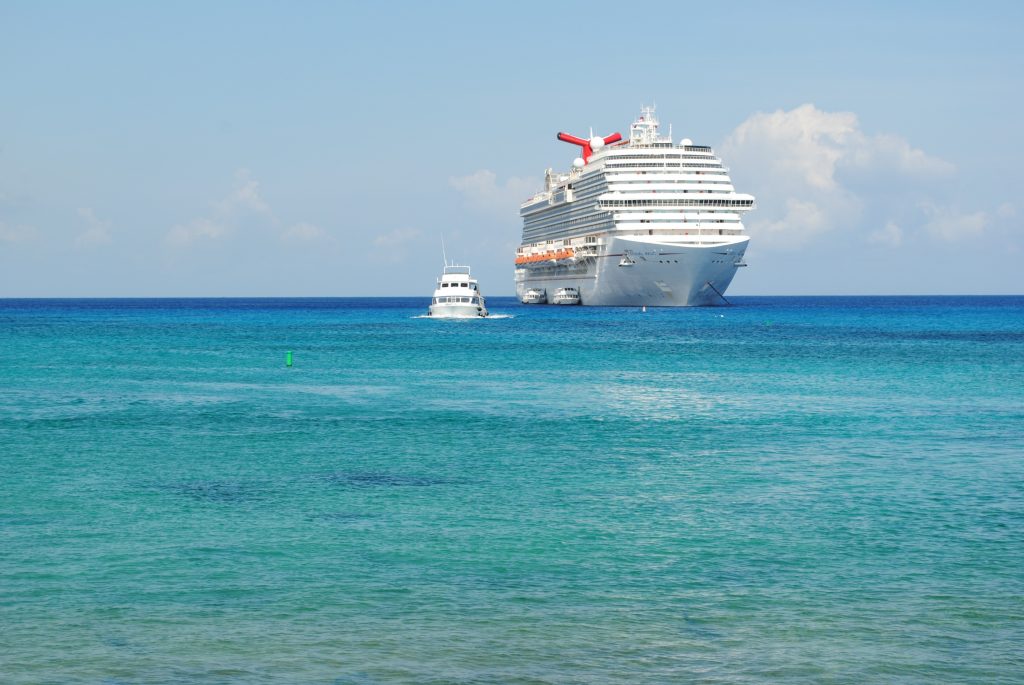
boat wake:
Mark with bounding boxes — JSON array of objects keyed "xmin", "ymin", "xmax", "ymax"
[{"xmin": 411, "ymin": 314, "xmax": 514, "ymax": 320}]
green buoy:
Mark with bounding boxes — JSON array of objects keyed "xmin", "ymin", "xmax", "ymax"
[{"xmin": 286, "ymin": 351, "xmax": 293, "ymax": 367}]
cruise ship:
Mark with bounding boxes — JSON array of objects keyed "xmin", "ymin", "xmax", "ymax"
[{"xmin": 515, "ymin": 107, "xmax": 755, "ymax": 306}]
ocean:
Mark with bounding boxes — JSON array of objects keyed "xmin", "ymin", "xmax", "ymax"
[{"xmin": 1, "ymin": 296, "xmax": 1022, "ymax": 684}]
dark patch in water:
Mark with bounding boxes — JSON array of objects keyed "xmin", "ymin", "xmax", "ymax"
[
  {"xmin": 323, "ymin": 471, "xmax": 461, "ymax": 488},
  {"xmin": 308, "ymin": 511, "xmax": 378, "ymax": 523},
  {"xmin": 881, "ymin": 330, "xmax": 1024, "ymax": 343},
  {"xmin": 99, "ymin": 633, "xmax": 149, "ymax": 656},
  {"xmin": 102, "ymin": 635, "xmax": 131, "ymax": 649},
  {"xmin": 680, "ymin": 611, "xmax": 724, "ymax": 639},
  {"xmin": 332, "ymin": 674, "xmax": 378, "ymax": 685},
  {"xmin": 166, "ymin": 480, "xmax": 267, "ymax": 503},
  {"xmin": 0, "ymin": 513, "xmax": 48, "ymax": 527}
]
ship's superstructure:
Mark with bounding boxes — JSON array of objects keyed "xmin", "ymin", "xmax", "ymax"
[{"xmin": 515, "ymin": 107, "xmax": 754, "ymax": 306}]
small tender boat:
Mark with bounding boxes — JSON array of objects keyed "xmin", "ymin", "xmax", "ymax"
[
  {"xmin": 552, "ymin": 287, "xmax": 581, "ymax": 305},
  {"xmin": 428, "ymin": 265, "xmax": 488, "ymax": 318},
  {"xmin": 522, "ymin": 287, "xmax": 547, "ymax": 304}
]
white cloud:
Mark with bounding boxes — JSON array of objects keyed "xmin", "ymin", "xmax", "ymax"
[
  {"xmin": 723, "ymin": 104, "xmax": 952, "ymax": 192},
  {"xmin": 214, "ymin": 170, "xmax": 270, "ymax": 217},
  {"xmin": 369, "ymin": 227, "xmax": 423, "ymax": 264},
  {"xmin": 921, "ymin": 205, "xmax": 988, "ymax": 242},
  {"xmin": 281, "ymin": 222, "xmax": 328, "ymax": 243},
  {"xmin": 450, "ymin": 170, "xmax": 539, "ymax": 214},
  {"xmin": 373, "ymin": 227, "xmax": 420, "ymax": 248},
  {"xmin": 868, "ymin": 221, "xmax": 904, "ymax": 248},
  {"xmin": 165, "ymin": 218, "xmax": 227, "ymax": 247},
  {"xmin": 850, "ymin": 133, "xmax": 955, "ymax": 176},
  {"xmin": 720, "ymin": 104, "xmax": 955, "ymax": 249},
  {"xmin": 165, "ymin": 171, "xmax": 274, "ymax": 248},
  {"xmin": 0, "ymin": 221, "xmax": 36, "ymax": 244},
  {"xmin": 754, "ymin": 198, "xmax": 829, "ymax": 247},
  {"xmin": 723, "ymin": 104, "xmax": 859, "ymax": 191},
  {"xmin": 76, "ymin": 208, "xmax": 112, "ymax": 246}
]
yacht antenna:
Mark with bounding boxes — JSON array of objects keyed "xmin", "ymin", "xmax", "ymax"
[{"xmin": 441, "ymin": 234, "xmax": 448, "ymax": 267}]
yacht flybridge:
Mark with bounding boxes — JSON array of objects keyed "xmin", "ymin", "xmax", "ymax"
[{"xmin": 427, "ymin": 265, "xmax": 488, "ymax": 318}]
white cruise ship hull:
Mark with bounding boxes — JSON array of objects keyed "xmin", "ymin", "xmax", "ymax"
[{"xmin": 516, "ymin": 236, "xmax": 748, "ymax": 307}]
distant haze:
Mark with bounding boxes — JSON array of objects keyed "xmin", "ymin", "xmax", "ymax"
[{"xmin": 1, "ymin": 2, "xmax": 1021, "ymax": 296}]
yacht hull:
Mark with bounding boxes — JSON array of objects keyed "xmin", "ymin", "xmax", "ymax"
[{"xmin": 428, "ymin": 303, "xmax": 488, "ymax": 318}]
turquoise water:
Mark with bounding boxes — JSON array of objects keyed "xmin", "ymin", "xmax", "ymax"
[{"xmin": 2, "ymin": 296, "xmax": 1022, "ymax": 684}]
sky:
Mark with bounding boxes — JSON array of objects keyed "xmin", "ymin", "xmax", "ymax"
[{"xmin": 1, "ymin": 0, "xmax": 1022, "ymax": 297}]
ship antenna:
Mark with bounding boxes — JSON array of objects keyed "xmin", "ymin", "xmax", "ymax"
[{"xmin": 441, "ymin": 234, "xmax": 448, "ymax": 267}]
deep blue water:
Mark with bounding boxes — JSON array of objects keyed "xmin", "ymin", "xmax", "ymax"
[{"xmin": 1, "ymin": 296, "xmax": 1022, "ymax": 684}]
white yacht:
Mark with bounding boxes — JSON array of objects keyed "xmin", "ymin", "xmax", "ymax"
[
  {"xmin": 515, "ymin": 106, "xmax": 755, "ymax": 306},
  {"xmin": 522, "ymin": 287, "xmax": 547, "ymax": 304},
  {"xmin": 428, "ymin": 265, "xmax": 488, "ymax": 318},
  {"xmin": 552, "ymin": 287, "xmax": 581, "ymax": 305}
]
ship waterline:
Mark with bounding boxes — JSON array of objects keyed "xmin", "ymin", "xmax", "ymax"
[
  {"xmin": 516, "ymin": 234, "xmax": 749, "ymax": 306},
  {"xmin": 516, "ymin": 106, "xmax": 755, "ymax": 306}
]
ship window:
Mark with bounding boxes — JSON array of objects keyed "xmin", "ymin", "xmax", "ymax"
[
  {"xmin": 442, "ymin": 283, "xmax": 448, "ymax": 287},
  {"xmin": 461, "ymin": 283, "xmax": 468, "ymax": 288}
]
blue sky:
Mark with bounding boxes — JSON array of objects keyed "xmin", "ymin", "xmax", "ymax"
[{"xmin": 1, "ymin": 1, "xmax": 1021, "ymax": 296}]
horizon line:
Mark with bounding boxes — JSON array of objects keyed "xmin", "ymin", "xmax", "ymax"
[{"xmin": 1, "ymin": 294, "xmax": 1022, "ymax": 300}]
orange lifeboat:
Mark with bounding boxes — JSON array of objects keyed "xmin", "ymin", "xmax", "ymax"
[{"xmin": 515, "ymin": 248, "xmax": 575, "ymax": 265}]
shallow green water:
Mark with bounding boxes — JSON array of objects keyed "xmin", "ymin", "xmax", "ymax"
[{"xmin": 2, "ymin": 297, "xmax": 1022, "ymax": 683}]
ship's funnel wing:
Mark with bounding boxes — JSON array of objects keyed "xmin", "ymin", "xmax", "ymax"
[{"xmin": 557, "ymin": 130, "xmax": 623, "ymax": 163}]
